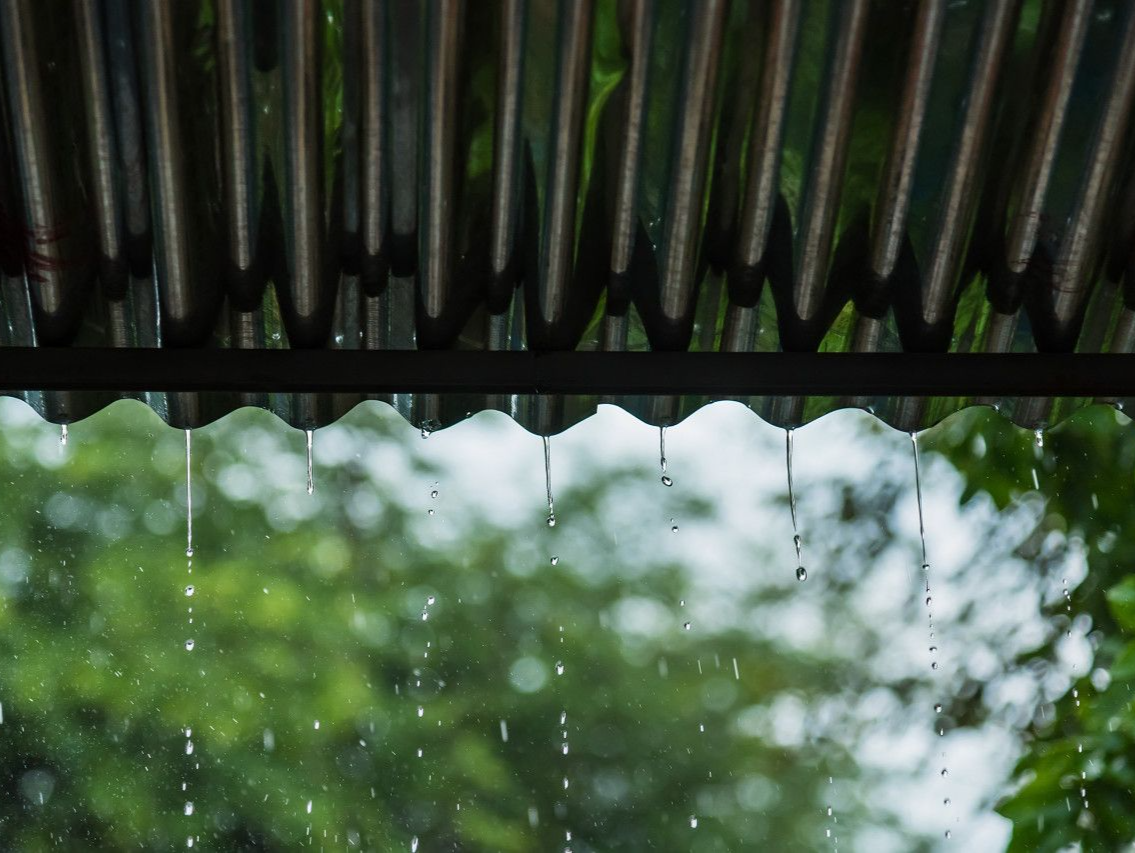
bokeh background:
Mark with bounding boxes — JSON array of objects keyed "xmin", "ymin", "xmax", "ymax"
[{"xmin": 0, "ymin": 397, "xmax": 1130, "ymax": 852}]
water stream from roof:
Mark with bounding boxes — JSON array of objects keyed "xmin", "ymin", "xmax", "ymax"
[
  {"xmin": 660, "ymin": 426, "xmax": 673, "ymax": 487},
  {"xmin": 305, "ymin": 429, "xmax": 314, "ymax": 495},
  {"xmin": 543, "ymin": 436, "xmax": 556, "ymax": 527},
  {"xmin": 786, "ymin": 429, "xmax": 806, "ymax": 582},
  {"xmin": 911, "ymin": 431, "xmax": 952, "ymax": 839},
  {"xmin": 182, "ymin": 429, "xmax": 196, "ymax": 847}
]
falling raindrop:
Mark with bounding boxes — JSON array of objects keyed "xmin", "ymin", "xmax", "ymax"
[
  {"xmin": 305, "ymin": 429, "xmax": 314, "ymax": 495},
  {"xmin": 786, "ymin": 429, "xmax": 807, "ymax": 582},
  {"xmin": 313, "ymin": 720, "xmax": 320, "ymax": 730},
  {"xmin": 184, "ymin": 639, "xmax": 194, "ymax": 652},
  {"xmin": 427, "ymin": 595, "xmax": 435, "ymax": 606},
  {"xmin": 934, "ymin": 704, "xmax": 942, "ymax": 714},
  {"xmin": 306, "ymin": 800, "xmax": 312, "ymax": 815},
  {"xmin": 185, "ymin": 585, "xmax": 194, "ymax": 597},
  {"xmin": 670, "ymin": 518, "xmax": 678, "ymax": 533},
  {"xmin": 689, "ymin": 816, "xmax": 698, "ymax": 829},
  {"xmin": 184, "ymin": 802, "xmax": 194, "ymax": 816},
  {"xmin": 945, "ymin": 830, "xmax": 952, "ymax": 840},
  {"xmin": 555, "ymin": 661, "xmax": 564, "ymax": 676},
  {"xmin": 500, "ymin": 720, "xmax": 509, "ymax": 743},
  {"xmin": 543, "ymin": 436, "xmax": 556, "ymax": 527},
  {"xmin": 417, "ymin": 706, "xmax": 424, "ymax": 718},
  {"xmin": 411, "ymin": 837, "xmax": 419, "ymax": 853},
  {"xmin": 550, "ymin": 556, "xmax": 559, "ymax": 566},
  {"xmin": 430, "ymin": 489, "xmax": 439, "ymax": 499},
  {"xmin": 184, "ymin": 430, "xmax": 194, "ymax": 558},
  {"xmin": 185, "ymin": 741, "xmax": 194, "ymax": 755},
  {"xmin": 940, "ymin": 768, "xmax": 948, "ymax": 777},
  {"xmin": 683, "ymin": 622, "xmax": 692, "ymax": 631}
]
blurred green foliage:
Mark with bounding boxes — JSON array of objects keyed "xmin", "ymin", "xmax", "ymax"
[{"xmin": 0, "ymin": 400, "xmax": 1132, "ymax": 852}]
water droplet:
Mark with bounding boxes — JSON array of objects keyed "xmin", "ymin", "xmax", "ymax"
[
  {"xmin": 661, "ymin": 475, "xmax": 673, "ymax": 487},
  {"xmin": 184, "ymin": 802, "xmax": 194, "ymax": 816},
  {"xmin": 305, "ymin": 429, "xmax": 314, "ymax": 495},
  {"xmin": 931, "ymin": 661, "xmax": 939, "ymax": 670},
  {"xmin": 683, "ymin": 622, "xmax": 692, "ymax": 631},
  {"xmin": 546, "ymin": 514, "xmax": 556, "ymax": 528},
  {"xmin": 550, "ymin": 556, "xmax": 559, "ymax": 566},
  {"xmin": 417, "ymin": 706, "xmax": 424, "ymax": 718},
  {"xmin": 421, "ymin": 611, "xmax": 429, "ymax": 621},
  {"xmin": 313, "ymin": 720, "xmax": 320, "ymax": 730},
  {"xmin": 184, "ymin": 639, "xmax": 194, "ymax": 651},
  {"xmin": 185, "ymin": 740, "xmax": 193, "ymax": 755},
  {"xmin": 184, "ymin": 585, "xmax": 194, "ymax": 597},
  {"xmin": 60, "ymin": 424, "xmax": 68, "ymax": 446},
  {"xmin": 796, "ymin": 566, "xmax": 808, "ymax": 582},
  {"xmin": 944, "ymin": 798, "xmax": 951, "ymax": 806},
  {"xmin": 934, "ymin": 704, "xmax": 942, "ymax": 713},
  {"xmin": 411, "ymin": 837, "xmax": 419, "ymax": 853},
  {"xmin": 561, "ymin": 743, "xmax": 569, "ymax": 755},
  {"xmin": 945, "ymin": 830, "xmax": 952, "ymax": 840},
  {"xmin": 560, "ymin": 711, "xmax": 567, "ymax": 725},
  {"xmin": 430, "ymin": 489, "xmax": 439, "ymax": 499},
  {"xmin": 671, "ymin": 524, "xmax": 679, "ymax": 533},
  {"xmin": 929, "ymin": 645, "xmax": 937, "ymax": 653},
  {"xmin": 940, "ymin": 768, "xmax": 948, "ymax": 777},
  {"xmin": 689, "ymin": 816, "xmax": 698, "ymax": 829},
  {"xmin": 427, "ymin": 508, "xmax": 435, "ymax": 516},
  {"xmin": 925, "ymin": 596, "xmax": 932, "ymax": 606},
  {"xmin": 306, "ymin": 799, "xmax": 312, "ymax": 814},
  {"xmin": 563, "ymin": 777, "xmax": 569, "ymax": 789},
  {"xmin": 555, "ymin": 661, "xmax": 564, "ymax": 676},
  {"xmin": 1034, "ymin": 428, "xmax": 1044, "ymax": 449}
]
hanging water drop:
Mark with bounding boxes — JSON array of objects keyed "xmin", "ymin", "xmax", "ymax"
[
  {"xmin": 543, "ymin": 436, "xmax": 556, "ymax": 527},
  {"xmin": 659, "ymin": 426, "xmax": 673, "ymax": 487},
  {"xmin": 1034, "ymin": 428, "xmax": 1044, "ymax": 449},
  {"xmin": 184, "ymin": 430, "xmax": 194, "ymax": 558},
  {"xmin": 305, "ymin": 429, "xmax": 314, "ymax": 495},
  {"xmin": 60, "ymin": 423, "xmax": 68, "ymax": 446},
  {"xmin": 786, "ymin": 429, "xmax": 808, "ymax": 581}
]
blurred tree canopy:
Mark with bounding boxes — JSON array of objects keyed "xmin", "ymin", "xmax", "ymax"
[
  {"xmin": 927, "ymin": 407, "xmax": 1135, "ymax": 853},
  {"xmin": 0, "ymin": 399, "xmax": 1129, "ymax": 852}
]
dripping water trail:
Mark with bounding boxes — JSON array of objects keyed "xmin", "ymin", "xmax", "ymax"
[
  {"xmin": 543, "ymin": 436, "xmax": 556, "ymax": 527},
  {"xmin": 305, "ymin": 429, "xmax": 314, "ymax": 495},
  {"xmin": 184, "ymin": 430, "xmax": 194, "ymax": 559},
  {"xmin": 59, "ymin": 423, "xmax": 68, "ymax": 448},
  {"xmin": 912, "ymin": 431, "xmax": 951, "ymax": 839},
  {"xmin": 786, "ymin": 429, "xmax": 806, "ymax": 582},
  {"xmin": 1040, "ymin": 434, "xmax": 1091, "ymax": 814},
  {"xmin": 659, "ymin": 426, "xmax": 673, "ymax": 487},
  {"xmin": 182, "ymin": 429, "xmax": 197, "ymax": 846}
]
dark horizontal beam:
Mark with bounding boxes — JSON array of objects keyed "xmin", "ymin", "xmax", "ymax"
[{"xmin": 0, "ymin": 347, "xmax": 1132, "ymax": 397}]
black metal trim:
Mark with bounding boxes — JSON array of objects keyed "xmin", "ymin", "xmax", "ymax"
[{"xmin": 0, "ymin": 347, "xmax": 1132, "ymax": 397}]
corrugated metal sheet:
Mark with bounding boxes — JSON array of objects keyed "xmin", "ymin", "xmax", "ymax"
[{"xmin": 2, "ymin": 0, "xmax": 1135, "ymax": 433}]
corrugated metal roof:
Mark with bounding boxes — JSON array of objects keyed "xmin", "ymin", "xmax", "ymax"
[{"xmin": 2, "ymin": 0, "xmax": 1135, "ymax": 433}]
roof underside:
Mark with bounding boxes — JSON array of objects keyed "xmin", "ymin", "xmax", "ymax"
[{"xmin": 2, "ymin": 0, "xmax": 1135, "ymax": 433}]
